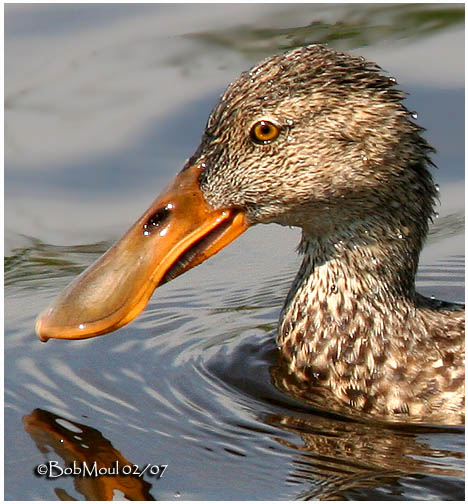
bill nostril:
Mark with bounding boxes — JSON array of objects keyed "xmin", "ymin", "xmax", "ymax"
[{"xmin": 143, "ymin": 204, "xmax": 173, "ymax": 235}]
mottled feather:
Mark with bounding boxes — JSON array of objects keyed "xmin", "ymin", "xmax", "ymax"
[{"xmin": 194, "ymin": 45, "xmax": 464, "ymax": 425}]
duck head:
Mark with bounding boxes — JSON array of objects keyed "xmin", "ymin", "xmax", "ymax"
[{"xmin": 35, "ymin": 45, "xmax": 435, "ymax": 342}]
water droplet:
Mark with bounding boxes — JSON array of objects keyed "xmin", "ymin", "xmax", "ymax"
[
  {"xmin": 286, "ymin": 119, "xmax": 294, "ymax": 126},
  {"xmin": 371, "ymin": 257, "xmax": 378, "ymax": 265},
  {"xmin": 78, "ymin": 324, "xmax": 85, "ymax": 330},
  {"xmin": 174, "ymin": 491, "xmax": 181, "ymax": 498},
  {"xmin": 362, "ymin": 155, "xmax": 368, "ymax": 161},
  {"xmin": 397, "ymin": 233, "xmax": 403, "ymax": 239},
  {"xmin": 430, "ymin": 295, "xmax": 435, "ymax": 300},
  {"xmin": 143, "ymin": 230, "xmax": 150, "ymax": 236},
  {"xmin": 159, "ymin": 228, "xmax": 168, "ymax": 237},
  {"xmin": 434, "ymin": 183, "xmax": 440, "ymax": 192},
  {"xmin": 330, "ymin": 284, "xmax": 338, "ymax": 294},
  {"xmin": 389, "ymin": 76, "xmax": 397, "ymax": 83},
  {"xmin": 434, "ymin": 212, "xmax": 439, "ymax": 219},
  {"xmin": 410, "ymin": 111, "xmax": 418, "ymax": 120}
]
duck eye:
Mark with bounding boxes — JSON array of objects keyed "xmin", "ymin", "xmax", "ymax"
[{"xmin": 250, "ymin": 120, "xmax": 280, "ymax": 144}]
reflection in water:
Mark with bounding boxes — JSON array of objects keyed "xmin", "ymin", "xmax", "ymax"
[
  {"xmin": 185, "ymin": 4, "xmax": 464, "ymax": 60},
  {"xmin": 23, "ymin": 399, "xmax": 463, "ymax": 501},
  {"xmin": 23, "ymin": 409, "xmax": 155, "ymax": 501},
  {"xmin": 268, "ymin": 365, "xmax": 463, "ymax": 499},
  {"xmin": 264, "ymin": 412, "xmax": 463, "ymax": 500},
  {"xmin": 5, "ymin": 235, "xmax": 110, "ymax": 289}
]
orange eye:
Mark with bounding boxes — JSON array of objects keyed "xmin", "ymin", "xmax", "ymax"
[{"xmin": 250, "ymin": 120, "xmax": 280, "ymax": 144}]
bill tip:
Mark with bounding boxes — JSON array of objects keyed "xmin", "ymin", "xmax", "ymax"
[{"xmin": 35, "ymin": 316, "xmax": 50, "ymax": 343}]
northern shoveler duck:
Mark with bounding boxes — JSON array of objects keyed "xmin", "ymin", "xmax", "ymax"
[{"xmin": 36, "ymin": 45, "xmax": 465, "ymax": 425}]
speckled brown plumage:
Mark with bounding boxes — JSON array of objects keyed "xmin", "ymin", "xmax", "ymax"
[{"xmin": 195, "ymin": 45, "xmax": 464, "ymax": 424}]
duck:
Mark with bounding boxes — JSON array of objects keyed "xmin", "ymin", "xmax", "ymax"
[{"xmin": 35, "ymin": 45, "xmax": 465, "ymax": 425}]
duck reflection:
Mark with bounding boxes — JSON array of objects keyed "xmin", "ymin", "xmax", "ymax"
[
  {"xmin": 23, "ymin": 409, "xmax": 155, "ymax": 501},
  {"xmin": 24, "ymin": 400, "xmax": 463, "ymax": 501},
  {"xmin": 267, "ymin": 361, "xmax": 464, "ymax": 499}
]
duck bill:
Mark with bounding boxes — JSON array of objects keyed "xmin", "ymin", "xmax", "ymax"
[{"xmin": 35, "ymin": 163, "xmax": 248, "ymax": 342}]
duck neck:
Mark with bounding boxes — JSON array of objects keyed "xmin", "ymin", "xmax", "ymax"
[{"xmin": 278, "ymin": 218, "xmax": 424, "ymax": 374}]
